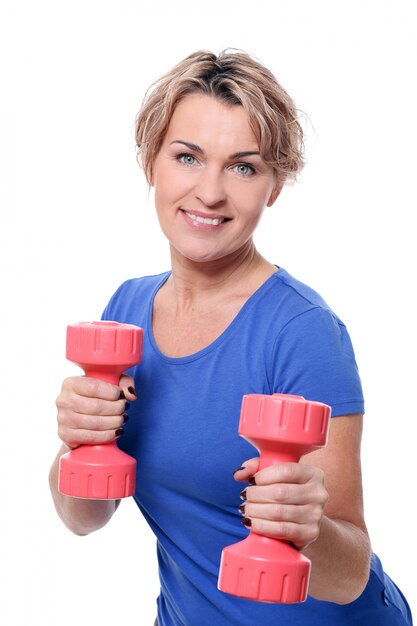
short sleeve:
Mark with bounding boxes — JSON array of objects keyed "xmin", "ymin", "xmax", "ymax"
[{"xmin": 270, "ymin": 307, "xmax": 364, "ymax": 417}]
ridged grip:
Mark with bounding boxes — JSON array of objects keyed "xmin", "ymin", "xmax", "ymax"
[
  {"xmin": 239, "ymin": 393, "xmax": 330, "ymax": 453},
  {"xmin": 218, "ymin": 535, "xmax": 310, "ymax": 603},
  {"xmin": 66, "ymin": 320, "xmax": 143, "ymax": 373}
]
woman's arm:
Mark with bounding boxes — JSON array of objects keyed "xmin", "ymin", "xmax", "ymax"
[
  {"xmin": 300, "ymin": 414, "xmax": 371, "ymax": 602},
  {"xmin": 234, "ymin": 413, "xmax": 372, "ymax": 604}
]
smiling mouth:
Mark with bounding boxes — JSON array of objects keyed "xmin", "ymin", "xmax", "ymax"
[{"xmin": 182, "ymin": 210, "xmax": 231, "ymax": 226}]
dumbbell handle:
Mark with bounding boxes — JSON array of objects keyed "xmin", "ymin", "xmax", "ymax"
[
  {"xmin": 58, "ymin": 321, "xmax": 143, "ymax": 499},
  {"xmin": 218, "ymin": 393, "xmax": 330, "ymax": 603},
  {"xmin": 257, "ymin": 447, "xmax": 300, "ymax": 469},
  {"xmin": 82, "ymin": 367, "xmax": 120, "ymax": 386}
]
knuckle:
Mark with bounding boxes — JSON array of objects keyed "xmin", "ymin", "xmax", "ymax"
[
  {"xmin": 56, "ymin": 410, "xmax": 67, "ymax": 426},
  {"xmin": 277, "ymin": 522, "xmax": 291, "ymax": 538},
  {"xmin": 90, "ymin": 396, "xmax": 104, "ymax": 415},
  {"xmin": 85, "ymin": 377, "xmax": 102, "ymax": 397},
  {"xmin": 317, "ymin": 467, "xmax": 326, "ymax": 482},
  {"xmin": 58, "ymin": 425, "xmax": 72, "ymax": 444},
  {"xmin": 291, "ymin": 523, "xmax": 314, "ymax": 546},
  {"xmin": 86, "ymin": 414, "xmax": 102, "ymax": 430},
  {"xmin": 61, "ymin": 377, "xmax": 75, "ymax": 391},
  {"xmin": 310, "ymin": 482, "xmax": 327, "ymax": 504},
  {"xmin": 82, "ymin": 429, "xmax": 99, "ymax": 444},
  {"xmin": 281, "ymin": 463, "xmax": 296, "ymax": 480},
  {"xmin": 315, "ymin": 503, "xmax": 324, "ymax": 520},
  {"xmin": 273, "ymin": 484, "xmax": 289, "ymax": 502},
  {"xmin": 56, "ymin": 392, "xmax": 69, "ymax": 410},
  {"xmin": 316, "ymin": 485, "xmax": 329, "ymax": 505},
  {"xmin": 272, "ymin": 503, "xmax": 285, "ymax": 520},
  {"xmin": 305, "ymin": 523, "xmax": 320, "ymax": 543},
  {"xmin": 316, "ymin": 469, "xmax": 326, "ymax": 487},
  {"xmin": 309, "ymin": 504, "xmax": 323, "ymax": 524}
]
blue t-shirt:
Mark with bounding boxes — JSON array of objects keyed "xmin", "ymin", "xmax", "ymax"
[{"xmin": 102, "ymin": 268, "xmax": 412, "ymax": 626}]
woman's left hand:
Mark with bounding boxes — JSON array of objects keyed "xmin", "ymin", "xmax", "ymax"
[{"xmin": 233, "ymin": 458, "xmax": 329, "ymax": 551}]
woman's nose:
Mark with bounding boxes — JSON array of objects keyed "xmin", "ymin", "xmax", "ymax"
[{"xmin": 194, "ymin": 166, "xmax": 227, "ymax": 206}]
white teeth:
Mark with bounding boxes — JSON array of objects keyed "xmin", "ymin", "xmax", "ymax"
[{"xmin": 185, "ymin": 211, "xmax": 225, "ymax": 226}]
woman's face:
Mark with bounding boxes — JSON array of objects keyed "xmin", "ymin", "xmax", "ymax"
[{"xmin": 151, "ymin": 93, "xmax": 280, "ymax": 265}]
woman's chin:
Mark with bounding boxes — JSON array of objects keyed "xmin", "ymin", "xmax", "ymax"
[{"xmin": 170, "ymin": 243, "xmax": 226, "ymax": 264}]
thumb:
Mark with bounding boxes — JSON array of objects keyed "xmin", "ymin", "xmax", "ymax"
[
  {"xmin": 119, "ymin": 374, "xmax": 138, "ymax": 401},
  {"xmin": 232, "ymin": 457, "xmax": 260, "ymax": 482}
]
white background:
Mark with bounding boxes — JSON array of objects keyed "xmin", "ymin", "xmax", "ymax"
[{"xmin": 1, "ymin": 0, "xmax": 416, "ymax": 623}]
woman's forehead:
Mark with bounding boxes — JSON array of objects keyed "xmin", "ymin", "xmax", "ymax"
[{"xmin": 164, "ymin": 93, "xmax": 259, "ymax": 150}]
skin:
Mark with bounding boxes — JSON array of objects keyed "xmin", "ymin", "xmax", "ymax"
[{"xmin": 49, "ymin": 93, "xmax": 371, "ymax": 604}]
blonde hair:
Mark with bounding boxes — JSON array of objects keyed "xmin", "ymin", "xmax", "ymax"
[{"xmin": 135, "ymin": 49, "xmax": 305, "ymax": 187}]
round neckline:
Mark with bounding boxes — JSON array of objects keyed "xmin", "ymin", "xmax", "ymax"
[{"xmin": 146, "ymin": 267, "xmax": 281, "ymax": 364}]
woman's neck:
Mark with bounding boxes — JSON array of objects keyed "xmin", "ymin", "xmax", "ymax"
[{"xmin": 166, "ymin": 241, "xmax": 277, "ymax": 311}]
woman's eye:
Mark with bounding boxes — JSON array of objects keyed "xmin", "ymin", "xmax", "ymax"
[
  {"xmin": 234, "ymin": 163, "xmax": 256, "ymax": 176},
  {"xmin": 178, "ymin": 153, "xmax": 197, "ymax": 166}
]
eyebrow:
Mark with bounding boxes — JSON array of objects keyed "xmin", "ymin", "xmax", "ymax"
[{"xmin": 169, "ymin": 140, "xmax": 261, "ymax": 160}]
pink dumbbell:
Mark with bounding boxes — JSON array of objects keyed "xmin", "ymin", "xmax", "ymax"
[
  {"xmin": 59, "ymin": 321, "xmax": 143, "ymax": 500},
  {"xmin": 218, "ymin": 393, "xmax": 331, "ymax": 603}
]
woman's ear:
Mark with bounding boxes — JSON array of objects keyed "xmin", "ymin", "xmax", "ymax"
[{"xmin": 266, "ymin": 181, "xmax": 284, "ymax": 207}]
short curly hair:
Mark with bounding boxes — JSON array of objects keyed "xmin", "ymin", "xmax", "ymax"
[{"xmin": 135, "ymin": 48, "xmax": 305, "ymax": 187}]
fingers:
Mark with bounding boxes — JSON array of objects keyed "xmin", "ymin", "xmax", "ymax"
[
  {"xmin": 239, "ymin": 491, "xmax": 326, "ymax": 550},
  {"xmin": 58, "ymin": 390, "xmax": 126, "ymax": 418},
  {"xmin": 250, "ymin": 462, "xmax": 318, "ymax": 487},
  {"xmin": 240, "ymin": 501, "xmax": 316, "ymax": 522},
  {"xmin": 62, "ymin": 375, "xmax": 138, "ymax": 403},
  {"xmin": 57, "ymin": 424, "xmax": 126, "ymax": 448},
  {"xmin": 232, "ymin": 457, "xmax": 260, "ymax": 482},
  {"xmin": 119, "ymin": 375, "xmax": 138, "ymax": 401},
  {"xmin": 235, "ymin": 461, "xmax": 329, "ymax": 550},
  {"xmin": 239, "ymin": 516, "xmax": 322, "ymax": 548},
  {"xmin": 65, "ymin": 376, "xmax": 122, "ymax": 401},
  {"xmin": 60, "ymin": 410, "xmax": 127, "ymax": 432},
  {"xmin": 56, "ymin": 375, "xmax": 138, "ymax": 449},
  {"xmin": 241, "ymin": 481, "xmax": 326, "ymax": 506},
  {"xmin": 233, "ymin": 460, "xmax": 314, "ymax": 486},
  {"xmin": 57, "ymin": 405, "xmax": 128, "ymax": 448}
]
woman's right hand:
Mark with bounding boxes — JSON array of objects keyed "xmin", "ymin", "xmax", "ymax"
[{"xmin": 56, "ymin": 375, "xmax": 137, "ymax": 449}]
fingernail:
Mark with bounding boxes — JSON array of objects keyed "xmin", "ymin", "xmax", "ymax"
[
  {"xmin": 239, "ymin": 489, "xmax": 247, "ymax": 501},
  {"xmin": 241, "ymin": 517, "xmax": 252, "ymax": 527},
  {"xmin": 248, "ymin": 476, "xmax": 256, "ymax": 486},
  {"xmin": 232, "ymin": 466, "xmax": 246, "ymax": 476},
  {"xmin": 119, "ymin": 390, "xmax": 126, "ymax": 400},
  {"xmin": 128, "ymin": 386, "xmax": 137, "ymax": 397},
  {"xmin": 115, "ymin": 428, "xmax": 124, "ymax": 437},
  {"xmin": 122, "ymin": 413, "xmax": 129, "ymax": 424},
  {"xmin": 239, "ymin": 504, "xmax": 245, "ymax": 514}
]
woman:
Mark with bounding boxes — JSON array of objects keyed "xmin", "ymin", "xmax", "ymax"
[{"xmin": 49, "ymin": 50, "xmax": 413, "ymax": 625}]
